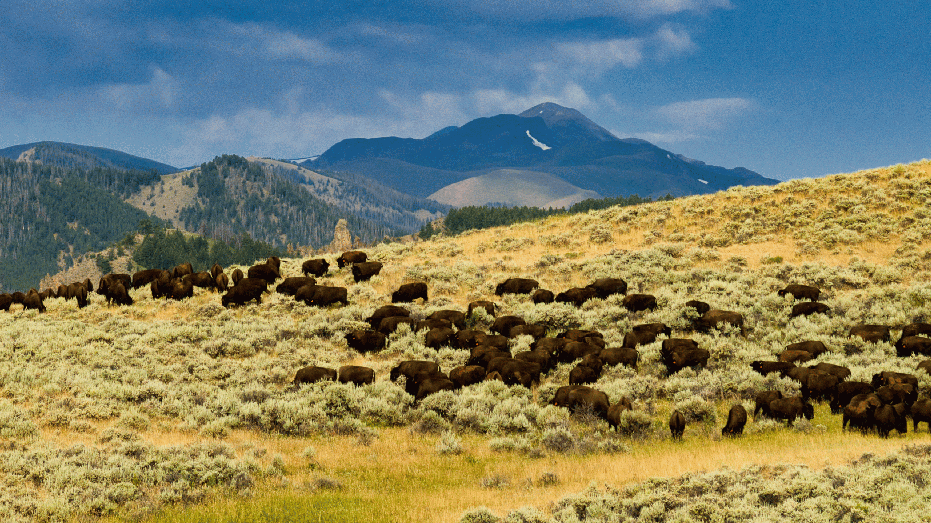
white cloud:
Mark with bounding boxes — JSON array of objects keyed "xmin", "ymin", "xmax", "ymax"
[
  {"xmin": 438, "ymin": 0, "xmax": 732, "ymax": 21},
  {"xmin": 100, "ymin": 67, "xmax": 178, "ymax": 111},
  {"xmin": 657, "ymin": 97, "xmax": 756, "ymax": 131},
  {"xmin": 554, "ymin": 38, "xmax": 645, "ymax": 71},
  {"xmin": 655, "ymin": 23, "xmax": 697, "ymax": 58},
  {"xmin": 225, "ymin": 22, "xmax": 345, "ymax": 63}
]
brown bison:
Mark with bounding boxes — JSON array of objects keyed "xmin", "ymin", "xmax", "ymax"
[
  {"xmin": 172, "ymin": 262, "xmax": 194, "ymax": 279},
  {"xmin": 351, "ymin": 261, "xmax": 384, "ymax": 283},
  {"xmin": 276, "ymin": 277, "xmax": 317, "ymax": 296},
  {"xmin": 467, "ymin": 300, "xmax": 496, "ymax": 317},
  {"xmin": 830, "ymin": 381, "xmax": 874, "ymax": 414},
  {"xmin": 660, "ymin": 339, "xmax": 709, "ymax": 374},
  {"xmin": 427, "ymin": 309, "xmax": 466, "ymax": 329},
  {"xmin": 0, "ymin": 293, "xmax": 13, "ymax": 312},
  {"xmin": 231, "ymin": 268, "xmax": 244, "ymax": 285},
  {"xmin": 345, "ymin": 330, "xmax": 387, "ymax": 353},
  {"xmin": 600, "ymin": 347, "xmax": 639, "ymax": 369},
  {"xmin": 296, "ymin": 285, "xmax": 348, "ymax": 307},
  {"xmin": 336, "ymin": 250, "xmax": 367, "ymax": 268},
  {"xmin": 850, "ymin": 324, "xmax": 891, "ymax": 344},
  {"xmin": 455, "ymin": 329, "xmax": 487, "ymax": 350},
  {"xmin": 365, "ymin": 305, "xmax": 410, "ymax": 329},
  {"xmin": 669, "ymin": 409, "xmax": 686, "ymax": 440},
  {"xmin": 293, "ymin": 366, "xmax": 337, "ymax": 386},
  {"xmin": 684, "ymin": 300, "xmax": 711, "ymax": 316},
  {"xmin": 754, "ymin": 390, "xmax": 783, "ymax": 419},
  {"xmin": 425, "ymin": 327, "xmax": 456, "ymax": 349},
  {"xmin": 531, "ymin": 289, "xmax": 555, "ymax": 304},
  {"xmin": 22, "ymin": 290, "xmax": 46, "ymax": 312},
  {"xmin": 491, "ymin": 315, "xmax": 526, "ymax": 336},
  {"xmin": 606, "ymin": 397, "xmax": 634, "ymax": 431},
  {"xmin": 449, "ymin": 365, "xmax": 486, "ymax": 389},
  {"xmin": 622, "ymin": 293, "xmax": 657, "ymax": 313},
  {"xmin": 338, "ymin": 365, "xmax": 375, "ymax": 386},
  {"xmin": 221, "ymin": 281, "xmax": 264, "ymax": 307},
  {"xmin": 376, "ymin": 316, "xmax": 416, "ymax": 335},
  {"xmin": 778, "ymin": 284, "xmax": 820, "ymax": 301},
  {"xmin": 301, "ymin": 258, "xmax": 330, "ymax": 277},
  {"xmin": 770, "ymin": 396, "xmax": 815, "ymax": 425},
  {"xmin": 248, "ymin": 263, "xmax": 280, "ymax": 284},
  {"xmin": 555, "ymin": 287, "xmax": 598, "ymax": 307},
  {"xmin": 587, "ymin": 278, "xmax": 627, "ymax": 299},
  {"xmin": 693, "ymin": 310, "xmax": 745, "ymax": 336},
  {"xmin": 789, "ymin": 301, "xmax": 830, "ymax": 318},
  {"xmin": 132, "ymin": 268, "xmax": 168, "ymax": 289},
  {"xmin": 896, "ymin": 336, "xmax": 931, "ymax": 358},
  {"xmin": 751, "ymin": 361, "xmax": 796, "ymax": 376},
  {"xmin": 721, "ymin": 404, "xmax": 748, "ymax": 436},
  {"xmin": 392, "ymin": 282, "xmax": 428, "ymax": 303},
  {"xmin": 494, "ymin": 278, "xmax": 539, "ymax": 296}
]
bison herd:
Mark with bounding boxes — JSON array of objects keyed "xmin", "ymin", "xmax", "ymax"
[{"xmin": 4, "ymin": 256, "xmax": 931, "ymax": 442}]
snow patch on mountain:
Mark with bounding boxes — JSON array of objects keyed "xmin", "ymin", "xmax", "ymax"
[{"xmin": 526, "ymin": 131, "xmax": 551, "ymax": 151}]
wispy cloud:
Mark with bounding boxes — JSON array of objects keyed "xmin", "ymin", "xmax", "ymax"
[
  {"xmin": 225, "ymin": 22, "xmax": 346, "ymax": 63},
  {"xmin": 99, "ymin": 67, "xmax": 179, "ymax": 112},
  {"xmin": 657, "ymin": 97, "xmax": 756, "ymax": 131},
  {"xmin": 434, "ymin": 0, "xmax": 732, "ymax": 21}
]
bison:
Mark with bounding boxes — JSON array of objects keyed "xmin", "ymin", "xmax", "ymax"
[
  {"xmin": 587, "ymin": 278, "xmax": 627, "ymax": 299},
  {"xmin": 132, "ymin": 268, "xmax": 168, "ymax": 289},
  {"xmin": 276, "ymin": 277, "xmax": 317, "ymax": 296},
  {"xmin": 778, "ymin": 284, "xmax": 820, "ymax": 301},
  {"xmin": 721, "ymin": 404, "xmax": 748, "ymax": 436},
  {"xmin": 669, "ymin": 410, "xmax": 686, "ymax": 440},
  {"xmin": 606, "ymin": 397, "xmax": 634, "ymax": 431},
  {"xmin": 770, "ymin": 396, "xmax": 815, "ymax": 425},
  {"xmin": 850, "ymin": 324, "xmax": 891, "ymax": 344},
  {"xmin": 491, "ymin": 315, "xmax": 526, "ymax": 336},
  {"xmin": 221, "ymin": 282, "xmax": 263, "ymax": 307},
  {"xmin": 660, "ymin": 339, "xmax": 709, "ymax": 374},
  {"xmin": 302, "ymin": 258, "xmax": 330, "ymax": 277},
  {"xmin": 751, "ymin": 361, "xmax": 796, "ymax": 376},
  {"xmin": 754, "ymin": 390, "xmax": 783, "ymax": 419},
  {"xmin": 296, "ymin": 285, "xmax": 348, "ymax": 307},
  {"xmin": 600, "ymin": 348, "xmax": 638, "ymax": 369},
  {"xmin": 293, "ymin": 366, "xmax": 337, "ymax": 386},
  {"xmin": 684, "ymin": 300, "xmax": 711, "ymax": 316},
  {"xmin": 830, "ymin": 381, "xmax": 874, "ymax": 414},
  {"xmin": 789, "ymin": 301, "xmax": 830, "ymax": 318},
  {"xmin": 338, "ymin": 365, "xmax": 375, "ymax": 386},
  {"xmin": 427, "ymin": 310, "xmax": 466, "ymax": 330},
  {"xmin": 467, "ymin": 300, "xmax": 496, "ymax": 317},
  {"xmin": 555, "ymin": 287, "xmax": 598, "ymax": 307},
  {"xmin": 345, "ymin": 330, "xmax": 387, "ymax": 353},
  {"xmin": 531, "ymin": 289, "xmax": 555, "ymax": 304},
  {"xmin": 247, "ymin": 263, "xmax": 280, "ymax": 284},
  {"xmin": 376, "ymin": 316, "xmax": 416, "ymax": 335},
  {"xmin": 622, "ymin": 294, "xmax": 657, "ymax": 313},
  {"xmin": 392, "ymin": 282, "xmax": 428, "ymax": 303},
  {"xmin": 896, "ymin": 336, "xmax": 931, "ymax": 358},
  {"xmin": 425, "ymin": 327, "xmax": 456, "ymax": 349},
  {"xmin": 494, "ymin": 278, "xmax": 539, "ymax": 296},
  {"xmin": 365, "ymin": 305, "xmax": 410, "ymax": 330},
  {"xmin": 449, "ymin": 365, "xmax": 486, "ymax": 389},
  {"xmin": 336, "ymin": 250, "xmax": 367, "ymax": 268},
  {"xmin": 693, "ymin": 310, "xmax": 745, "ymax": 336},
  {"xmin": 352, "ymin": 261, "xmax": 384, "ymax": 283}
]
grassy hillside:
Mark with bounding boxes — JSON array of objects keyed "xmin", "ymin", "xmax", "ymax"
[{"xmin": 0, "ymin": 161, "xmax": 929, "ymax": 522}]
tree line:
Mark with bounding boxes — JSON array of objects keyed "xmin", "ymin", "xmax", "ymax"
[{"xmin": 424, "ymin": 193, "xmax": 674, "ymax": 238}]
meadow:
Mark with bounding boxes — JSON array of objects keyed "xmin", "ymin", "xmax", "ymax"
[{"xmin": 0, "ymin": 161, "xmax": 930, "ymax": 522}]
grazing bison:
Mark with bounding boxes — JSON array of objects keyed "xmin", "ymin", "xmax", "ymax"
[
  {"xmin": 248, "ymin": 263, "xmax": 280, "ymax": 284},
  {"xmin": 450, "ymin": 366, "xmax": 486, "ymax": 389},
  {"xmin": 850, "ymin": 324, "xmax": 891, "ymax": 344},
  {"xmin": 587, "ymin": 278, "xmax": 628, "ymax": 299},
  {"xmin": 754, "ymin": 390, "xmax": 783, "ymax": 419},
  {"xmin": 172, "ymin": 262, "xmax": 194, "ymax": 279},
  {"xmin": 22, "ymin": 290, "xmax": 46, "ymax": 312},
  {"xmin": 693, "ymin": 310, "xmax": 745, "ymax": 336},
  {"xmin": 415, "ymin": 378, "xmax": 456, "ymax": 402},
  {"xmin": 352, "ymin": 261, "xmax": 384, "ymax": 283},
  {"xmin": 336, "ymin": 250, "xmax": 367, "ymax": 268},
  {"xmin": 338, "ymin": 365, "xmax": 375, "ymax": 386},
  {"xmin": 553, "ymin": 341, "xmax": 602, "ymax": 364},
  {"xmin": 778, "ymin": 284, "xmax": 820, "ymax": 301},
  {"xmin": 843, "ymin": 393, "xmax": 882, "ymax": 432},
  {"xmin": 390, "ymin": 360, "xmax": 441, "ymax": 384},
  {"xmin": 669, "ymin": 410, "xmax": 686, "ymax": 440},
  {"xmin": 184, "ymin": 271, "xmax": 217, "ymax": 290},
  {"xmin": 467, "ymin": 300, "xmax": 496, "ymax": 317},
  {"xmin": 569, "ymin": 364, "xmax": 601, "ymax": 385},
  {"xmin": 301, "ymin": 258, "xmax": 330, "ymax": 277},
  {"xmin": 722, "ymin": 405, "xmax": 748, "ymax": 436},
  {"xmin": 751, "ymin": 361, "xmax": 796, "ymax": 376},
  {"xmin": 392, "ymin": 282, "xmax": 428, "ymax": 303},
  {"xmin": 106, "ymin": 282, "xmax": 133, "ymax": 306},
  {"xmin": 801, "ymin": 370, "xmax": 839, "ymax": 401},
  {"xmin": 622, "ymin": 323, "xmax": 670, "ymax": 348},
  {"xmin": 296, "ymin": 285, "xmax": 349, "ymax": 307},
  {"xmin": 427, "ymin": 310, "xmax": 466, "ymax": 330},
  {"xmin": 809, "ymin": 362, "xmax": 851, "ymax": 381},
  {"xmin": 491, "ymin": 315, "xmax": 526, "ymax": 336},
  {"xmin": 789, "ymin": 301, "xmax": 830, "ymax": 318},
  {"xmin": 455, "ymin": 329, "xmax": 487, "ymax": 350},
  {"xmin": 552, "ymin": 386, "xmax": 609, "ymax": 420},
  {"xmin": 896, "ymin": 336, "xmax": 931, "ymax": 357},
  {"xmin": 910, "ymin": 398, "xmax": 931, "ymax": 432},
  {"xmin": 531, "ymin": 289, "xmax": 554, "ymax": 304},
  {"xmin": 425, "ymin": 327, "xmax": 456, "ymax": 349},
  {"xmin": 606, "ymin": 397, "xmax": 634, "ymax": 431},
  {"xmin": 787, "ymin": 340, "xmax": 829, "ymax": 357},
  {"xmin": 919, "ymin": 359, "xmax": 931, "ymax": 375},
  {"xmin": 872, "ymin": 371, "xmax": 918, "ymax": 389},
  {"xmin": 376, "ymin": 316, "xmax": 416, "ymax": 335},
  {"xmin": 600, "ymin": 348, "xmax": 639, "ymax": 369},
  {"xmin": 830, "ymin": 381, "xmax": 874, "ymax": 414},
  {"xmin": 467, "ymin": 348, "xmax": 511, "ymax": 369},
  {"xmin": 0, "ymin": 293, "xmax": 13, "ymax": 312},
  {"xmin": 660, "ymin": 339, "xmax": 709, "ymax": 374},
  {"xmin": 874, "ymin": 403, "xmax": 908, "ymax": 438},
  {"xmin": 210, "ymin": 263, "xmax": 223, "ymax": 279},
  {"xmin": 169, "ymin": 279, "xmax": 194, "ymax": 301},
  {"xmin": 684, "ymin": 300, "xmax": 711, "ymax": 316},
  {"xmin": 365, "ymin": 305, "xmax": 410, "ymax": 330},
  {"xmin": 345, "ymin": 330, "xmax": 387, "ymax": 353},
  {"xmin": 556, "ymin": 287, "xmax": 598, "ymax": 307},
  {"xmin": 276, "ymin": 277, "xmax": 317, "ymax": 296},
  {"xmin": 231, "ymin": 268, "xmax": 244, "ymax": 285},
  {"xmin": 98, "ymin": 273, "xmax": 132, "ymax": 298},
  {"xmin": 622, "ymin": 294, "xmax": 657, "ymax": 313},
  {"xmin": 895, "ymin": 323, "xmax": 931, "ymax": 353},
  {"xmin": 770, "ymin": 396, "xmax": 815, "ymax": 425},
  {"xmin": 779, "ymin": 349, "xmax": 814, "ymax": 364},
  {"xmin": 215, "ymin": 273, "xmax": 229, "ymax": 292},
  {"xmin": 500, "ymin": 360, "xmax": 542, "ymax": 387},
  {"xmin": 515, "ymin": 350, "xmax": 552, "ymax": 374},
  {"xmin": 494, "ymin": 278, "xmax": 539, "ymax": 296},
  {"xmin": 417, "ymin": 318, "xmax": 452, "ymax": 332},
  {"xmin": 132, "ymin": 268, "xmax": 167, "ymax": 289},
  {"xmin": 510, "ymin": 324, "xmax": 546, "ymax": 339},
  {"xmin": 293, "ymin": 366, "xmax": 337, "ymax": 386},
  {"xmin": 221, "ymin": 282, "xmax": 264, "ymax": 307}
]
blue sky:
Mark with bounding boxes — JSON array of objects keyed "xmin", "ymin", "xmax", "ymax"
[{"xmin": 0, "ymin": 1, "xmax": 928, "ymax": 180}]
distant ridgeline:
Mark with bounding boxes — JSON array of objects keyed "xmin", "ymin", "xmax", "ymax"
[
  {"xmin": 0, "ymin": 157, "xmax": 166, "ymax": 292},
  {"xmin": 130, "ymin": 220, "xmax": 283, "ymax": 274},
  {"xmin": 177, "ymin": 155, "xmax": 404, "ymax": 248},
  {"xmin": 423, "ymin": 194, "xmax": 674, "ymax": 238}
]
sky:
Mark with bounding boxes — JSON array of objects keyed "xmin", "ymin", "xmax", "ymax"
[{"xmin": 0, "ymin": 1, "xmax": 928, "ymax": 180}]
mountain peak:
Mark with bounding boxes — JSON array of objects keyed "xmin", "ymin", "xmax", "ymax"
[{"xmin": 519, "ymin": 102, "xmax": 617, "ymax": 142}]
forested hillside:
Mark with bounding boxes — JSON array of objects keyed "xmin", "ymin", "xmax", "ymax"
[
  {"xmin": 0, "ymin": 157, "xmax": 165, "ymax": 291},
  {"xmin": 176, "ymin": 155, "xmax": 404, "ymax": 248}
]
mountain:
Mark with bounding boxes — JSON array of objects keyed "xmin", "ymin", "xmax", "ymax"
[
  {"xmin": 303, "ymin": 102, "xmax": 779, "ymax": 200},
  {"xmin": 0, "ymin": 141, "xmax": 179, "ymax": 175},
  {"xmin": 428, "ymin": 169, "xmax": 599, "ymax": 208}
]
